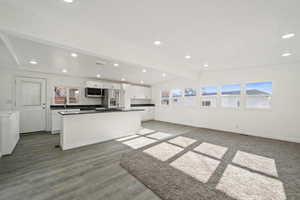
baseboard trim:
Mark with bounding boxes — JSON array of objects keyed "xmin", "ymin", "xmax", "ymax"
[{"xmin": 153, "ymin": 119, "xmax": 300, "ymax": 144}]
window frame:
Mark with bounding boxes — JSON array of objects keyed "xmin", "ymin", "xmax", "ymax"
[
  {"xmin": 160, "ymin": 90, "xmax": 171, "ymax": 106},
  {"xmin": 245, "ymin": 81, "xmax": 273, "ymax": 110},
  {"xmin": 200, "ymin": 86, "xmax": 219, "ymax": 109},
  {"xmin": 170, "ymin": 88, "xmax": 184, "ymax": 106},
  {"xmin": 220, "ymin": 84, "xmax": 242, "ymax": 109},
  {"xmin": 183, "ymin": 88, "xmax": 197, "ymax": 106},
  {"xmin": 184, "ymin": 88, "xmax": 197, "ymax": 97}
]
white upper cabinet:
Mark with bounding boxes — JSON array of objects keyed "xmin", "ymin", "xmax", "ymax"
[
  {"xmin": 144, "ymin": 87, "xmax": 152, "ymax": 99},
  {"xmin": 102, "ymin": 83, "xmax": 113, "ymax": 89},
  {"xmin": 86, "ymin": 82, "xmax": 151, "ymax": 99},
  {"xmin": 112, "ymin": 83, "xmax": 121, "ymax": 90},
  {"xmin": 86, "ymin": 81, "xmax": 121, "ymax": 89},
  {"xmin": 86, "ymin": 81, "xmax": 103, "ymax": 88},
  {"xmin": 103, "ymin": 83, "xmax": 121, "ymax": 89},
  {"xmin": 128, "ymin": 85, "xmax": 152, "ymax": 99}
]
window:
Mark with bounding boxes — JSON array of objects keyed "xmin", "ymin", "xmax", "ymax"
[
  {"xmin": 221, "ymin": 84, "xmax": 241, "ymax": 108},
  {"xmin": 68, "ymin": 88, "xmax": 80, "ymax": 104},
  {"xmin": 184, "ymin": 88, "xmax": 197, "ymax": 106},
  {"xmin": 246, "ymin": 82, "xmax": 272, "ymax": 109},
  {"xmin": 161, "ymin": 90, "xmax": 170, "ymax": 106},
  {"xmin": 201, "ymin": 86, "xmax": 218, "ymax": 108},
  {"xmin": 171, "ymin": 89, "xmax": 183, "ymax": 105},
  {"xmin": 171, "ymin": 89, "xmax": 183, "ymax": 97},
  {"xmin": 184, "ymin": 88, "xmax": 196, "ymax": 97},
  {"xmin": 54, "ymin": 87, "xmax": 66, "ymax": 105}
]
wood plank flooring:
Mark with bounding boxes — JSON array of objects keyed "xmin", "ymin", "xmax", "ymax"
[
  {"xmin": 0, "ymin": 120, "xmax": 195, "ymax": 200},
  {"xmin": 2, "ymin": 120, "xmax": 298, "ymax": 200}
]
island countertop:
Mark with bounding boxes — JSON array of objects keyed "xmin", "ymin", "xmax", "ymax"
[
  {"xmin": 58, "ymin": 108, "xmax": 144, "ymax": 116},
  {"xmin": 60, "ymin": 108, "xmax": 142, "ymax": 150}
]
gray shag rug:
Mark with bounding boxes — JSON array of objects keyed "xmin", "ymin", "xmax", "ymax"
[{"xmin": 120, "ymin": 128, "xmax": 300, "ymax": 200}]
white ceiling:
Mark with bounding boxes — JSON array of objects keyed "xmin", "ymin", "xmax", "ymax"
[
  {"xmin": 0, "ymin": 0, "xmax": 300, "ymax": 81},
  {"xmin": 0, "ymin": 33, "xmax": 176, "ymax": 85},
  {"xmin": 0, "ymin": 38, "xmax": 17, "ymax": 68}
]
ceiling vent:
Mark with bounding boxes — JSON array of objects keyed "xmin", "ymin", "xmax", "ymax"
[{"xmin": 96, "ymin": 59, "xmax": 107, "ymax": 65}]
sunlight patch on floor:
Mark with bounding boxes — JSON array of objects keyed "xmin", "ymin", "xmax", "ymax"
[
  {"xmin": 232, "ymin": 151, "xmax": 278, "ymax": 177},
  {"xmin": 194, "ymin": 142, "xmax": 228, "ymax": 159},
  {"xmin": 170, "ymin": 151, "xmax": 220, "ymax": 183},
  {"xmin": 216, "ymin": 165, "xmax": 286, "ymax": 200},
  {"xmin": 143, "ymin": 142, "xmax": 183, "ymax": 161},
  {"xmin": 147, "ymin": 132, "xmax": 172, "ymax": 140},
  {"xmin": 138, "ymin": 128, "xmax": 156, "ymax": 135},
  {"xmin": 116, "ymin": 134, "xmax": 140, "ymax": 141},
  {"xmin": 168, "ymin": 136, "xmax": 197, "ymax": 148},
  {"xmin": 122, "ymin": 137, "xmax": 157, "ymax": 149}
]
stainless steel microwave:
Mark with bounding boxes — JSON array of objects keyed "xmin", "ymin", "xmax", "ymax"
[{"xmin": 85, "ymin": 88, "xmax": 103, "ymax": 98}]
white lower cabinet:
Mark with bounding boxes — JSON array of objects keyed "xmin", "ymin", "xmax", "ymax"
[
  {"xmin": 0, "ymin": 111, "xmax": 20, "ymax": 156},
  {"xmin": 146, "ymin": 107, "xmax": 155, "ymax": 121},
  {"xmin": 51, "ymin": 109, "xmax": 80, "ymax": 134},
  {"xmin": 136, "ymin": 107, "xmax": 155, "ymax": 121}
]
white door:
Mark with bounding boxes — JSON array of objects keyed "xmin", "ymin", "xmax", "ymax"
[{"xmin": 15, "ymin": 77, "xmax": 46, "ymax": 133}]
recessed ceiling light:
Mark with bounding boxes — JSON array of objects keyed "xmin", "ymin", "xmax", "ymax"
[
  {"xmin": 64, "ymin": 0, "xmax": 74, "ymax": 3},
  {"xmin": 71, "ymin": 53, "xmax": 78, "ymax": 58},
  {"xmin": 162, "ymin": 73, "xmax": 166, "ymax": 77},
  {"xmin": 62, "ymin": 69, "xmax": 68, "ymax": 73},
  {"xmin": 113, "ymin": 63, "xmax": 119, "ymax": 67},
  {"xmin": 154, "ymin": 41, "xmax": 161, "ymax": 46},
  {"xmin": 281, "ymin": 52, "xmax": 292, "ymax": 57},
  {"xmin": 29, "ymin": 60, "xmax": 38, "ymax": 65},
  {"xmin": 140, "ymin": 80, "xmax": 144, "ymax": 84},
  {"xmin": 142, "ymin": 69, "xmax": 147, "ymax": 73},
  {"xmin": 96, "ymin": 74, "xmax": 101, "ymax": 78},
  {"xmin": 204, "ymin": 64, "xmax": 209, "ymax": 67},
  {"xmin": 121, "ymin": 78, "xmax": 126, "ymax": 81},
  {"xmin": 185, "ymin": 55, "xmax": 191, "ymax": 59},
  {"xmin": 281, "ymin": 33, "xmax": 295, "ymax": 39}
]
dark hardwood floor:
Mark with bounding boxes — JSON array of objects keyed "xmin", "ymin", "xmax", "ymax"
[
  {"xmin": 2, "ymin": 120, "xmax": 298, "ymax": 200},
  {"xmin": 0, "ymin": 121, "xmax": 195, "ymax": 200}
]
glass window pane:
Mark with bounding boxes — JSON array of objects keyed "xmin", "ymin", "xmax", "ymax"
[
  {"xmin": 246, "ymin": 82, "xmax": 272, "ymax": 109},
  {"xmin": 161, "ymin": 99, "xmax": 170, "ymax": 106},
  {"xmin": 54, "ymin": 87, "xmax": 67, "ymax": 104},
  {"xmin": 161, "ymin": 90, "xmax": 170, "ymax": 106},
  {"xmin": 201, "ymin": 96, "xmax": 217, "ymax": 108},
  {"xmin": 246, "ymin": 82, "xmax": 272, "ymax": 95},
  {"xmin": 184, "ymin": 97, "xmax": 197, "ymax": 106},
  {"xmin": 161, "ymin": 90, "xmax": 170, "ymax": 98},
  {"xmin": 202, "ymin": 86, "xmax": 218, "ymax": 96},
  {"xmin": 69, "ymin": 88, "xmax": 80, "ymax": 104},
  {"xmin": 221, "ymin": 84, "xmax": 241, "ymax": 95},
  {"xmin": 172, "ymin": 98, "xmax": 181, "ymax": 104},
  {"xmin": 221, "ymin": 96, "xmax": 240, "ymax": 108},
  {"xmin": 246, "ymin": 96, "xmax": 271, "ymax": 108},
  {"xmin": 171, "ymin": 89, "xmax": 183, "ymax": 97},
  {"xmin": 184, "ymin": 88, "xmax": 196, "ymax": 97}
]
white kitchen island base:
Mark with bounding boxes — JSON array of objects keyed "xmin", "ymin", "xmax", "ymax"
[{"xmin": 60, "ymin": 110, "xmax": 142, "ymax": 150}]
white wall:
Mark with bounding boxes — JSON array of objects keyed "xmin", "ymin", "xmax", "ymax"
[
  {"xmin": 152, "ymin": 64, "xmax": 300, "ymax": 143},
  {"xmin": 0, "ymin": 69, "xmax": 104, "ymax": 109},
  {"xmin": 0, "ymin": 68, "xmax": 112, "ymax": 131}
]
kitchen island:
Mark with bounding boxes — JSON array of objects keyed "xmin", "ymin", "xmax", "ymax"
[{"xmin": 59, "ymin": 109, "xmax": 143, "ymax": 150}]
